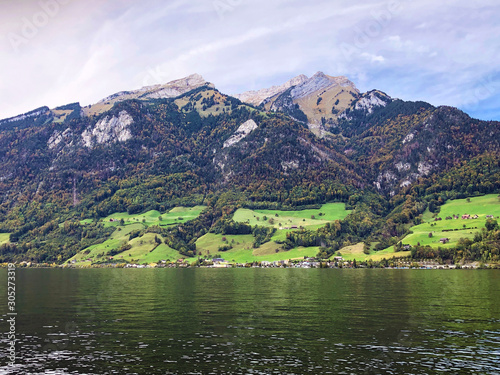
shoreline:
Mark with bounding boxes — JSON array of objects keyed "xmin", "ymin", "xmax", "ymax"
[{"xmin": 1, "ymin": 261, "xmax": 498, "ymax": 270}]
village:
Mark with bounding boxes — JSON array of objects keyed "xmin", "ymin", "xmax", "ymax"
[{"xmin": 3, "ymin": 257, "xmax": 494, "ymax": 269}]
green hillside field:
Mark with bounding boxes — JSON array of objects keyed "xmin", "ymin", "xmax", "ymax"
[
  {"xmin": 233, "ymin": 202, "xmax": 350, "ymax": 229},
  {"xmin": 384, "ymin": 194, "xmax": 500, "ymax": 251},
  {"xmin": 69, "ymin": 206, "xmax": 206, "ymax": 266}
]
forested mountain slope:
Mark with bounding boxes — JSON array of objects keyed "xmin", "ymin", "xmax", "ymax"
[{"xmin": 0, "ymin": 74, "xmax": 498, "ymax": 263}]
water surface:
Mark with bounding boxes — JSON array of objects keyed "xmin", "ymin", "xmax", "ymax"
[{"xmin": 0, "ymin": 269, "xmax": 499, "ymax": 374}]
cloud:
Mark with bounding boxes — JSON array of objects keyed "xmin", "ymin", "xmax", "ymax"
[{"xmin": 0, "ymin": 0, "xmax": 499, "ymax": 121}]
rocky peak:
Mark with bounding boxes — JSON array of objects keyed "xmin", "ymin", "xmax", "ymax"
[
  {"xmin": 291, "ymin": 72, "xmax": 359, "ymax": 100},
  {"xmin": 143, "ymin": 73, "xmax": 211, "ymax": 99},
  {"xmin": 234, "ymin": 74, "xmax": 309, "ymax": 106}
]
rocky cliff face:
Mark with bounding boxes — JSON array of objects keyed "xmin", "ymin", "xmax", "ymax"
[
  {"xmin": 81, "ymin": 111, "xmax": 134, "ymax": 148},
  {"xmin": 234, "ymin": 74, "xmax": 308, "ymax": 106}
]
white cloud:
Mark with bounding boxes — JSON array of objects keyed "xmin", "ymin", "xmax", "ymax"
[
  {"xmin": 0, "ymin": 0, "xmax": 499, "ymax": 120},
  {"xmin": 361, "ymin": 52, "xmax": 385, "ymax": 63}
]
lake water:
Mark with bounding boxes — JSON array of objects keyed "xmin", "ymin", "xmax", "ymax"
[{"xmin": 1, "ymin": 269, "xmax": 499, "ymax": 374}]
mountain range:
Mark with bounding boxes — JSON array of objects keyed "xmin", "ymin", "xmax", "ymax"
[{"xmin": 0, "ymin": 72, "xmax": 498, "ymax": 263}]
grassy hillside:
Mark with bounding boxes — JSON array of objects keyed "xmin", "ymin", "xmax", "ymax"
[
  {"xmin": 0, "ymin": 233, "xmax": 10, "ymax": 245},
  {"xmin": 196, "ymin": 233, "xmax": 319, "ymax": 263},
  {"xmin": 68, "ymin": 206, "xmax": 206, "ymax": 266},
  {"xmin": 100, "ymin": 206, "xmax": 206, "ymax": 228},
  {"xmin": 384, "ymin": 194, "xmax": 500, "ymax": 251},
  {"xmin": 332, "ymin": 243, "xmax": 411, "ymax": 262},
  {"xmin": 233, "ymin": 202, "xmax": 350, "ymax": 229}
]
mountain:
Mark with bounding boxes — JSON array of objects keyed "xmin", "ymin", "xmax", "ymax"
[
  {"xmin": 0, "ymin": 72, "xmax": 499, "ymax": 264},
  {"xmin": 82, "ymin": 73, "xmax": 213, "ymax": 117},
  {"xmin": 237, "ymin": 72, "xmax": 364, "ymax": 132},
  {"xmin": 234, "ymin": 74, "xmax": 308, "ymax": 106}
]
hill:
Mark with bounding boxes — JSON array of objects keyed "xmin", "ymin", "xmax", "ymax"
[{"xmin": 0, "ymin": 72, "xmax": 498, "ymax": 265}]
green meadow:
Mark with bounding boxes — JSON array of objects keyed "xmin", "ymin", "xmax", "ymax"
[
  {"xmin": 0, "ymin": 233, "xmax": 10, "ymax": 245},
  {"xmin": 196, "ymin": 233, "xmax": 320, "ymax": 263},
  {"xmin": 384, "ymin": 194, "xmax": 500, "ymax": 251},
  {"xmin": 100, "ymin": 206, "xmax": 206, "ymax": 227},
  {"xmin": 233, "ymin": 202, "xmax": 350, "ymax": 229},
  {"xmin": 332, "ymin": 242, "xmax": 411, "ymax": 262},
  {"xmin": 190, "ymin": 202, "xmax": 351, "ymax": 263},
  {"xmin": 69, "ymin": 206, "xmax": 206, "ymax": 265},
  {"xmin": 67, "ymin": 196, "xmax": 500, "ymax": 266}
]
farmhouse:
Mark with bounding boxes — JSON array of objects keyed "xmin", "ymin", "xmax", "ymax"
[
  {"xmin": 440, "ymin": 238, "xmax": 450, "ymax": 244},
  {"xmin": 462, "ymin": 215, "xmax": 471, "ymax": 220}
]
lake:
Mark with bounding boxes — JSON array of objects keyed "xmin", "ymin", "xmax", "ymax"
[{"xmin": 1, "ymin": 269, "xmax": 499, "ymax": 374}]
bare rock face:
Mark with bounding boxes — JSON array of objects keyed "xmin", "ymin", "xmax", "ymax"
[
  {"xmin": 223, "ymin": 119, "xmax": 258, "ymax": 148},
  {"xmin": 48, "ymin": 128, "xmax": 73, "ymax": 150},
  {"xmin": 290, "ymin": 72, "xmax": 357, "ymax": 100},
  {"xmin": 82, "ymin": 110, "xmax": 134, "ymax": 148},
  {"xmin": 354, "ymin": 91, "xmax": 389, "ymax": 114},
  {"xmin": 234, "ymin": 75, "xmax": 309, "ymax": 106},
  {"xmin": 143, "ymin": 74, "xmax": 212, "ymax": 99}
]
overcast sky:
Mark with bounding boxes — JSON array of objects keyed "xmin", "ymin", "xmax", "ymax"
[{"xmin": 0, "ymin": 0, "xmax": 499, "ymax": 120}]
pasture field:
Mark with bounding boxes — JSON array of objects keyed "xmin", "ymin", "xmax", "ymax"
[
  {"xmin": 70, "ymin": 206, "xmax": 205, "ymax": 265},
  {"xmin": 233, "ymin": 203, "xmax": 350, "ymax": 229},
  {"xmin": 101, "ymin": 206, "xmax": 206, "ymax": 227},
  {"xmin": 331, "ymin": 243, "xmax": 411, "ymax": 262},
  {"xmin": 196, "ymin": 232, "xmax": 321, "ymax": 263},
  {"xmin": 0, "ymin": 233, "xmax": 10, "ymax": 245},
  {"xmin": 383, "ymin": 194, "xmax": 500, "ymax": 251}
]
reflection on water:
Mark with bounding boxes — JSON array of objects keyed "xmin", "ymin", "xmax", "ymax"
[{"xmin": 0, "ymin": 269, "xmax": 499, "ymax": 374}]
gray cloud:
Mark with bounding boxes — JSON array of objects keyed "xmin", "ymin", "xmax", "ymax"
[{"xmin": 0, "ymin": 0, "xmax": 499, "ymax": 120}]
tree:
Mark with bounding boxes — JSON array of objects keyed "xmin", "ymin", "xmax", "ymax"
[{"xmin": 485, "ymin": 219, "xmax": 498, "ymax": 231}]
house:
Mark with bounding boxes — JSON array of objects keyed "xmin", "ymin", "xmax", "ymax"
[
  {"xmin": 291, "ymin": 225, "xmax": 298, "ymax": 229},
  {"xmin": 462, "ymin": 215, "xmax": 471, "ymax": 220},
  {"xmin": 440, "ymin": 238, "xmax": 450, "ymax": 244},
  {"xmin": 473, "ymin": 215, "xmax": 479, "ymax": 219},
  {"xmin": 403, "ymin": 244, "xmax": 411, "ymax": 250},
  {"xmin": 212, "ymin": 258, "xmax": 226, "ymax": 263},
  {"xmin": 333, "ymin": 256, "xmax": 343, "ymax": 262},
  {"xmin": 486, "ymin": 215, "xmax": 494, "ymax": 219}
]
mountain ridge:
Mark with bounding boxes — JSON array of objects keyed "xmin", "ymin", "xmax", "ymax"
[{"xmin": 0, "ymin": 71, "xmax": 498, "ymax": 264}]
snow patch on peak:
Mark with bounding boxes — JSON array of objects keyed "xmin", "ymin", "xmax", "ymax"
[{"xmin": 223, "ymin": 119, "xmax": 258, "ymax": 148}]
